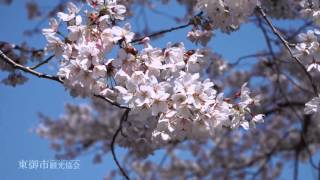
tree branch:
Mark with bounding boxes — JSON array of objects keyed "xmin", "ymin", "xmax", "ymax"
[
  {"xmin": 0, "ymin": 49, "xmax": 62, "ymax": 83},
  {"xmin": 111, "ymin": 109, "xmax": 130, "ymax": 180},
  {"xmin": 257, "ymin": 6, "xmax": 318, "ymax": 96},
  {"xmin": 263, "ymin": 101, "xmax": 305, "ymax": 116}
]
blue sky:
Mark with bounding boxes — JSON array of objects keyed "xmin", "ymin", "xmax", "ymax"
[{"xmin": 0, "ymin": 0, "xmax": 319, "ymax": 179}]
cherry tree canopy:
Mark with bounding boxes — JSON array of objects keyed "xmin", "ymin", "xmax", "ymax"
[{"xmin": 1, "ymin": 0, "xmax": 320, "ymax": 179}]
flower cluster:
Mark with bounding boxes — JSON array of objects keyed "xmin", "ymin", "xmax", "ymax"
[
  {"xmin": 294, "ymin": 29, "xmax": 320, "ymax": 72},
  {"xmin": 111, "ymin": 40, "xmax": 264, "ymax": 145},
  {"xmin": 196, "ymin": 0, "xmax": 259, "ymax": 32},
  {"xmin": 42, "ymin": 0, "xmax": 128, "ymax": 97},
  {"xmin": 300, "ymin": 0, "xmax": 320, "ymax": 24},
  {"xmin": 297, "ymin": 0, "xmax": 320, "ymax": 66},
  {"xmin": 261, "ymin": 0, "xmax": 301, "ymax": 19},
  {"xmin": 40, "ymin": 0, "xmax": 264, "ymax": 153},
  {"xmin": 187, "ymin": 29, "xmax": 213, "ymax": 46}
]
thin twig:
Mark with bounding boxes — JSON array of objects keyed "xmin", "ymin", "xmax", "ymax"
[
  {"xmin": 131, "ymin": 22, "xmax": 192, "ymax": 43},
  {"xmin": 150, "ymin": 142, "xmax": 179, "ymax": 179},
  {"xmin": 230, "ymin": 52, "xmax": 272, "ymax": 67},
  {"xmin": 0, "ymin": 41, "xmax": 43, "ymax": 54},
  {"xmin": 304, "ymin": 142, "xmax": 320, "ymax": 170},
  {"xmin": 293, "ymin": 150, "xmax": 300, "ymax": 180},
  {"xmin": 232, "ymin": 130, "xmax": 293, "ymax": 170},
  {"xmin": 250, "ymin": 157, "xmax": 270, "ymax": 180},
  {"xmin": 31, "ymin": 55, "xmax": 55, "ymax": 69},
  {"xmin": 318, "ymin": 161, "xmax": 320, "ymax": 180},
  {"xmin": 130, "ymin": 12, "xmax": 203, "ymax": 43},
  {"xmin": 94, "ymin": 95, "xmax": 130, "ymax": 110},
  {"xmin": 111, "ymin": 109, "xmax": 130, "ymax": 180},
  {"xmin": 287, "ymin": 21, "xmax": 314, "ymax": 41},
  {"xmin": 257, "ymin": 6, "xmax": 318, "ymax": 96},
  {"xmin": 263, "ymin": 101, "xmax": 305, "ymax": 116}
]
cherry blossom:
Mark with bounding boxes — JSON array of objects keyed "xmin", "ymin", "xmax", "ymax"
[
  {"xmin": 57, "ymin": 2, "xmax": 81, "ymax": 22},
  {"xmin": 304, "ymin": 95, "xmax": 320, "ymax": 114},
  {"xmin": 197, "ymin": 0, "xmax": 259, "ymax": 32}
]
